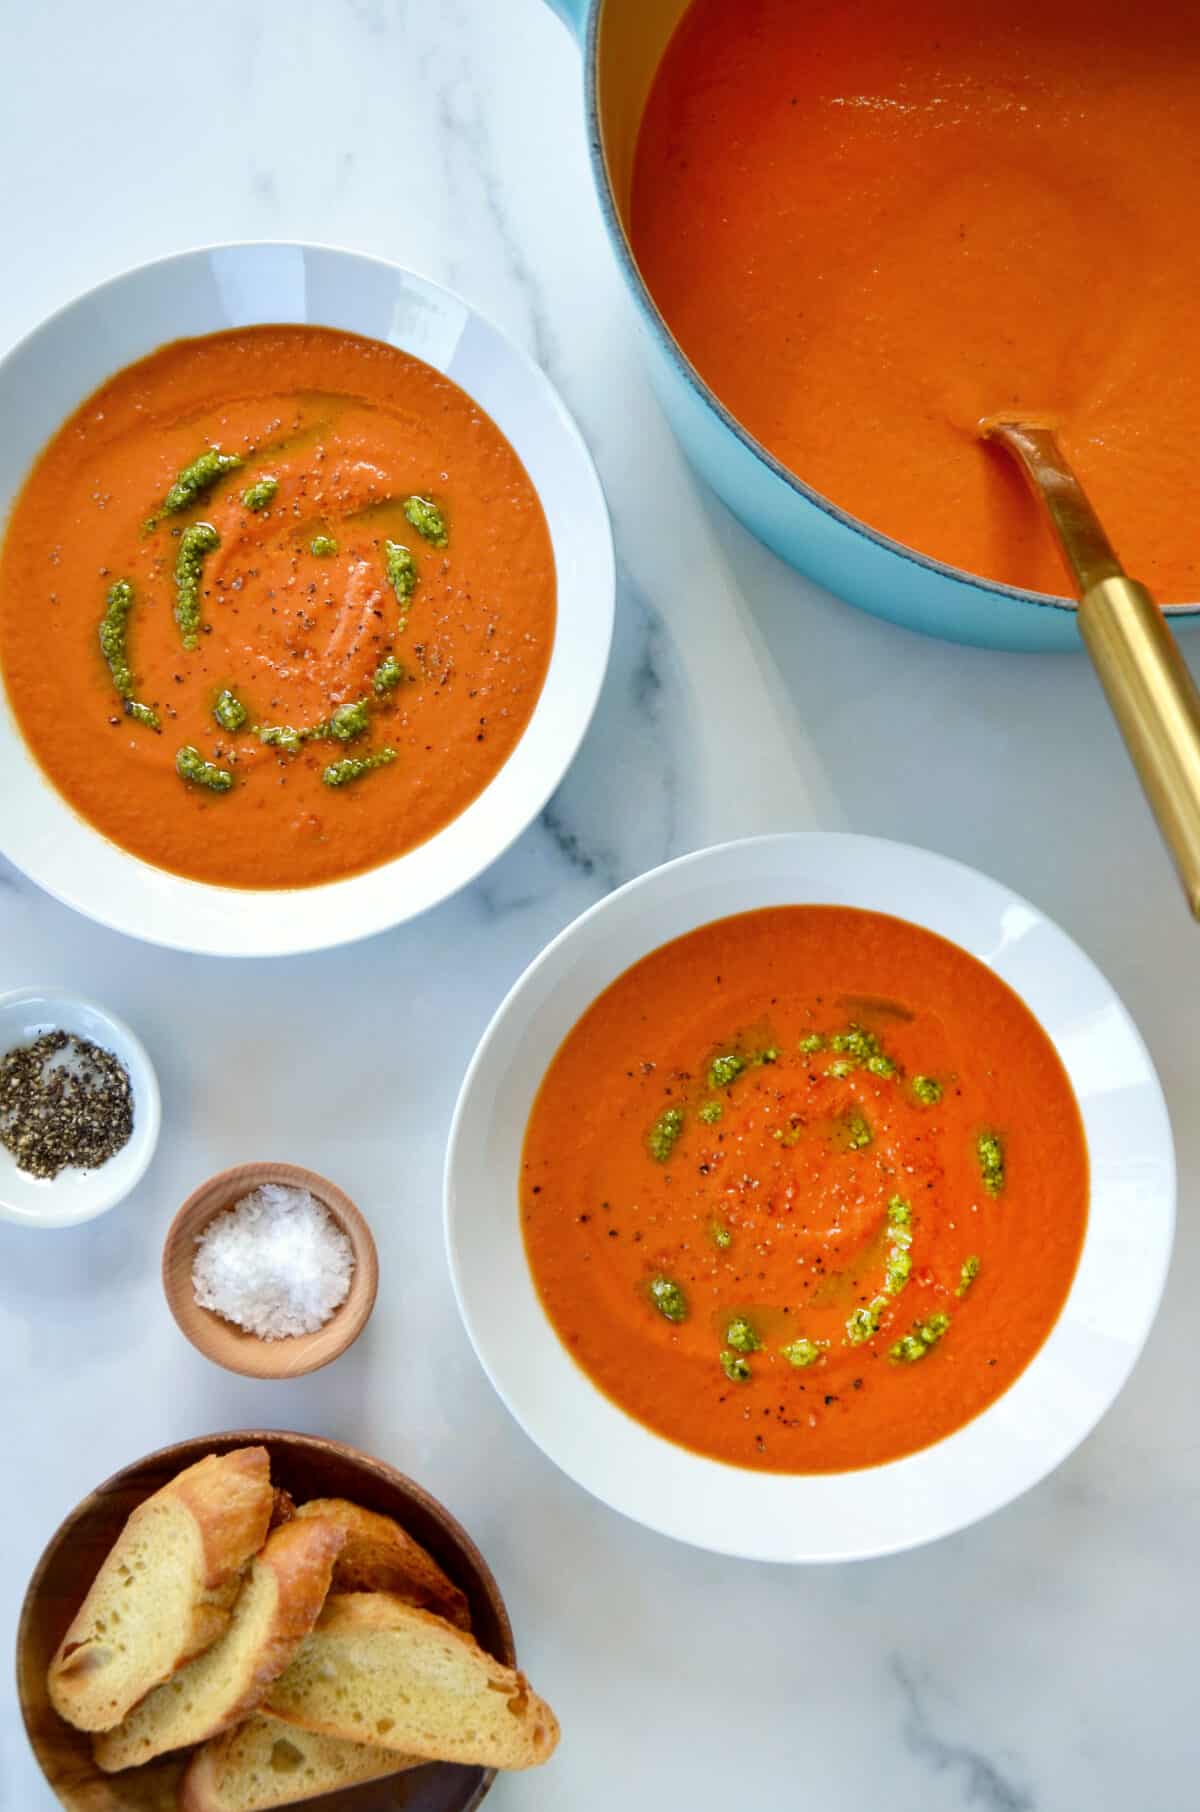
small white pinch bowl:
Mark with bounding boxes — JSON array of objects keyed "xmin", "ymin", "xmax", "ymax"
[
  {"xmin": 0, "ymin": 987, "xmax": 161, "ymax": 1228},
  {"xmin": 445, "ymin": 832, "xmax": 1176, "ymax": 1563},
  {"xmin": 0, "ymin": 243, "xmax": 614, "ymax": 956}
]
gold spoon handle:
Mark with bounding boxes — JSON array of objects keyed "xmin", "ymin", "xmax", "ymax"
[
  {"xmin": 1078, "ymin": 575, "xmax": 1200, "ymax": 918},
  {"xmin": 984, "ymin": 419, "xmax": 1200, "ymax": 918}
]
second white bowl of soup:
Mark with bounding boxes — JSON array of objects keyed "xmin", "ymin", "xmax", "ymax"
[{"xmin": 445, "ymin": 833, "xmax": 1174, "ymax": 1561}]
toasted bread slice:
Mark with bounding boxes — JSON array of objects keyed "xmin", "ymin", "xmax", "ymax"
[
  {"xmin": 266, "ymin": 1593, "xmax": 558, "ymax": 1771},
  {"xmin": 48, "ymin": 1447, "xmax": 274, "ymax": 1732},
  {"xmin": 181, "ymin": 1714, "xmax": 419, "ymax": 1811},
  {"xmin": 94, "ymin": 1516, "xmax": 345, "ymax": 1771},
  {"xmin": 294, "ymin": 1499, "xmax": 470, "ymax": 1629}
]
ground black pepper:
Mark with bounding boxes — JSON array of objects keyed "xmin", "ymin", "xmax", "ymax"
[{"xmin": 0, "ymin": 1030, "xmax": 134, "ymax": 1178}]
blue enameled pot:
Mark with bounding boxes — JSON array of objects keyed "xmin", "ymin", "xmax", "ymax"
[{"xmin": 544, "ymin": 0, "xmax": 1200, "ymax": 652}]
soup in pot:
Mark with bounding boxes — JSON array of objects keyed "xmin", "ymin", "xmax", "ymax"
[{"xmin": 632, "ymin": 0, "xmax": 1200, "ymax": 599}]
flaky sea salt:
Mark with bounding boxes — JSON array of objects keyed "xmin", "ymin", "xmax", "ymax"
[{"xmin": 192, "ymin": 1182, "xmax": 355, "ymax": 1339}]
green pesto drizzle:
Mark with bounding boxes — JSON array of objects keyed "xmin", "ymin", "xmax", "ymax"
[
  {"xmin": 703, "ymin": 1046, "xmax": 776, "ymax": 1092},
  {"xmin": 98, "ymin": 580, "xmax": 135, "ymax": 696},
  {"xmin": 889, "ymin": 1310, "xmax": 951, "ymax": 1365},
  {"xmin": 310, "ymin": 534, "xmax": 339, "ymax": 557},
  {"xmin": 912, "ymin": 1075, "xmax": 943, "ymax": 1106},
  {"xmin": 213, "ymin": 689, "xmax": 247, "ymax": 733},
  {"xmin": 709, "ymin": 1220, "xmax": 732, "ymax": 1250},
  {"xmin": 845, "ymin": 1301, "xmax": 886, "ymax": 1345},
  {"xmin": 260, "ymin": 723, "xmax": 305, "ymax": 754},
  {"xmin": 322, "ymin": 699, "xmax": 370, "ymax": 742},
  {"xmin": 977, "ymin": 1132, "xmax": 1005, "ymax": 1195},
  {"xmin": 884, "ymin": 1249, "xmax": 912, "ymax": 1295},
  {"xmin": 373, "ymin": 653, "xmax": 404, "ymax": 695},
  {"xmin": 957, "ymin": 1255, "xmax": 981, "ymax": 1297},
  {"xmin": 887, "ymin": 1194, "xmax": 912, "ymax": 1230},
  {"xmin": 175, "ymin": 745, "xmax": 233, "ymax": 793},
  {"xmin": 321, "ymin": 748, "xmax": 397, "ymax": 789},
  {"xmin": 158, "ymin": 447, "xmax": 242, "ymax": 520},
  {"xmin": 826, "ymin": 1023, "xmax": 895, "ymax": 1079},
  {"xmin": 648, "ymin": 1274, "xmax": 687, "ymax": 1323},
  {"xmin": 707, "ymin": 1052, "xmax": 744, "ymax": 1090},
  {"xmin": 402, "ymin": 494, "xmax": 448, "ymax": 547},
  {"xmin": 781, "ymin": 1336, "xmax": 826, "ymax": 1368},
  {"xmin": 725, "ymin": 1317, "xmax": 761, "ymax": 1354},
  {"xmin": 241, "ymin": 475, "xmax": 278, "ymax": 512},
  {"xmin": 98, "ymin": 580, "xmax": 159, "ymax": 730},
  {"xmin": 260, "ymin": 699, "xmax": 371, "ymax": 754},
  {"xmin": 383, "ymin": 540, "xmax": 419, "ymax": 612},
  {"xmin": 647, "ymin": 1104, "xmax": 684, "ymax": 1164},
  {"xmin": 174, "ymin": 522, "xmax": 219, "ymax": 651},
  {"xmin": 720, "ymin": 1350, "xmax": 752, "ymax": 1383},
  {"xmin": 799, "ymin": 1033, "xmax": 824, "ymax": 1055},
  {"xmin": 844, "ymin": 1197, "xmax": 916, "ymax": 1345},
  {"xmin": 839, "ymin": 1108, "xmax": 873, "ymax": 1151},
  {"xmin": 883, "ymin": 1194, "xmax": 913, "ymax": 1296},
  {"xmin": 698, "ymin": 1100, "xmax": 723, "ymax": 1125}
]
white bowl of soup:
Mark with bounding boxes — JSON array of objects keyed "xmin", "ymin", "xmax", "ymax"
[
  {"xmin": 0, "ymin": 244, "xmax": 614, "ymax": 955},
  {"xmin": 445, "ymin": 833, "xmax": 1174, "ymax": 1561}
]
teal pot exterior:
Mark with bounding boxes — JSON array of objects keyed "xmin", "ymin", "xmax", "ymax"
[{"xmin": 544, "ymin": 0, "xmax": 1200, "ymax": 652}]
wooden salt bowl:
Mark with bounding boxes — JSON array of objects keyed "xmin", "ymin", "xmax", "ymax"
[{"xmin": 162, "ymin": 1162, "xmax": 379, "ymax": 1379}]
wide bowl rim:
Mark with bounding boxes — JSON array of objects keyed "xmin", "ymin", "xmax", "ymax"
[
  {"xmin": 0, "ymin": 986, "xmax": 162, "ymax": 1229},
  {"xmin": 0, "ymin": 239, "xmax": 615, "ymax": 956},
  {"xmin": 578, "ymin": 5, "xmax": 1200, "ymax": 624},
  {"xmin": 15, "ymin": 1427, "xmax": 513, "ymax": 1812},
  {"xmin": 444, "ymin": 830, "xmax": 1176, "ymax": 1562}
]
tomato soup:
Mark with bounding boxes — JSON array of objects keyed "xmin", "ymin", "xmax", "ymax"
[
  {"xmin": 632, "ymin": 0, "xmax": 1200, "ymax": 599},
  {"xmin": 0, "ymin": 326, "xmax": 555, "ymax": 889},
  {"xmin": 522, "ymin": 907, "xmax": 1088, "ymax": 1473}
]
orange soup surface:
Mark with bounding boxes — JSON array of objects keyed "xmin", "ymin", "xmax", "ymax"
[
  {"xmin": 0, "ymin": 326, "xmax": 555, "ymax": 888},
  {"xmin": 632, "ymin": 0, "xmax": 1200, "ymax": 599},
  {"xmin": 522, "ymin": 907, "xmax": 1088, "ymax": 1473}
]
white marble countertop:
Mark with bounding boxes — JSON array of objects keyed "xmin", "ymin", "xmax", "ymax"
[{"xmin": 2, "ymin": 3, "xmax": 1197, "ymax": 1806}]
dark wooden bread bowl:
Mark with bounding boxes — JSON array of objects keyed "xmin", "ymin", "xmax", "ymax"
[{"xmin": 17, "ymin": 1431, "xmax": 513, "ymax": 1812}]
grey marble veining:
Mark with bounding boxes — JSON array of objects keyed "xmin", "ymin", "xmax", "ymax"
[
  {"xmin": 892, "ymin": 1660, "xmax": 1035, "ymax": 1812},
  {"xmin": 1, "ymin": 3, "xmax": 1197, "ymax": 1808}
]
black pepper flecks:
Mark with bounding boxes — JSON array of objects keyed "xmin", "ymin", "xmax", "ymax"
[{"xmin": 0, "ymin": 1030, "xmax": 134, "ymax": 1178}]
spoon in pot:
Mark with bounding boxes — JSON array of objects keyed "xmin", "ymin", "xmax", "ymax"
[{"xmin": 981, "ymin": 415, "xmax": 1200, "ymax": 919}]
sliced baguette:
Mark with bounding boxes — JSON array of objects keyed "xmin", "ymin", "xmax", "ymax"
[
  {"xmin": 181, "ymin": 1714, "xmax": 420, "ymax": 1811},
  {"xmin": 48, "ymin": 1446, "xmax": 274, "ymax": 1732},
  {"xmin": 266, "ymin": 1592, "xmax": 559, "ymax": 1770},
  {"xmin": 94, "ymin": 1515, "xmax": 345, "ymax": 1771},
  {"xmin": 294, "ymin": 1498, "xmax": 470, "ymax": 1629}
]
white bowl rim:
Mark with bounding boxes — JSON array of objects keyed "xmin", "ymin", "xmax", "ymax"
[
  {"xmin": 444, "ymin": 831, "xmax": 1176, "ymax": 1562},
  {"xmin": 0, "ymin": 986, "xmax": 162, "ymax": 1228},
  {"xmin": 0, "ymin": 240, "xmax": 615, "ymax": 956}
]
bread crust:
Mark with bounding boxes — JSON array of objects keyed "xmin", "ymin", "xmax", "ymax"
[
  {"xmin": 93, "ymin": 1516, "xmax": 345, "ymax": 1772},
  {"xmin": 294, "ymin": 1498, "xmax": 470, "ymax": 1628},
  {"xmin": 177, "ymin": 1449, "xmax": 277, "ymax": 1589},
  {"xmin": 48, "ymin": 1447, "xmax": 273, "ymax": 1732},
  {"xmin": 266, "ymin": 1592, "xmax": 559, "ymax": 1770}
]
